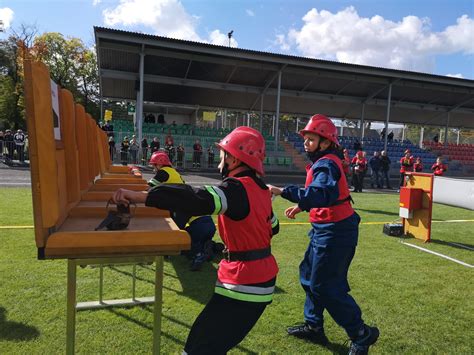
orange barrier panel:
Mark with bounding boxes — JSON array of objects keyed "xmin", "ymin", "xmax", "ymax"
[{"xmin": 59, "ymin": 89, "xmax": 81, "ymax": 204}]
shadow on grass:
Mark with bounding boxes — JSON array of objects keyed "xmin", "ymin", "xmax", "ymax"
[
  {"xmin": 167, "ymin": 256, "xmax": 217, "ymax": 305},
  {"xmin": 109, "ymin": 305, "xmax": 257, "ymax": 354},
  {"xmin": 325, "ymin": 341, "xmax": 349, "ymax": 354},
  {"xmin": 108, "ymin": 265, "xmax": 155, "ymax": 286},
  {"xmin": 355, "ymin": 208, "xmax": 399, "ymax": 217},
  {"xmin": 0, "ymin": 307, "xmax": 40, "ymax": 341},
  {"xmin": 430, "ymin": 239, "xmax": 474, "ymax": 250},
  {"xmin": 106, "ymin": 307, "xmax": 185, "ymax": 346}
]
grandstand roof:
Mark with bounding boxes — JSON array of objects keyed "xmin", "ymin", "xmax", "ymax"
[{"xmin": 94, "ymin": 27, "xmax": 474, "ymax": 129}]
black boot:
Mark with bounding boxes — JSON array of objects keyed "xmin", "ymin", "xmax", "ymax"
[
  {"xmin": 287, "ymin": 323, "xmax": 328, "ymax": 345},
  {"xmin": 348, "ymin": 325, "xmax": 379, "ymax": 355}
]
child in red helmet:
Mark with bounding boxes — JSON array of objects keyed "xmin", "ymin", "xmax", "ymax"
[
  {"xmin": 351, "ymin": 150, "xmax": 368, "ymax": 192},
  {"xmin": 268, "ymin": 114, "xmax": 379, "ymax": 354},
  {"xmin": 431, "ymin": 157, "xmax": 447, "ymax": 176},
  {"xmin": 399, "ymin": 149, "xmax": 414, "ymax": 188},
  {"xmin": 148, "ymin": 151, "xmax": 216, "ymax": 271},
  {"xmin": 413, "ymin": 157, "xmax": 423, "ymax": 172},
  {"xmin": 113, "ymin": 127, "xmax": 280, "ymax": 353}
]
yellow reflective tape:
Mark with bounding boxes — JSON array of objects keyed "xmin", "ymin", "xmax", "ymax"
[
  {"xmin": 214, "ymin": 286, "xmax": 273, "ymax": 303},
  {"xmin": 271, "ymin": 217, "xmax": 279, "ymax": 228},
  {"xmin": 204, "ymin": 186, "xmax": 221, "ymax": 215}
]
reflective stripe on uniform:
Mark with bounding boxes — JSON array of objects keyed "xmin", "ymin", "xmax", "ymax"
[
  {"xmin": 211, "ymin": 186, "xmax": 228, "ymax": 214},
  {"xmin": 205, "ymin": 185, "xmax": 223, "ymax": 215},
  {"xmin": 214, "ymin": 285, "xmax": 274, "ymax": 303},
  {"xmin": 271, "ymin": 214, "xmax": 278, "ymax": 228},
  {"xmin": 216, "ymin": 281, "xmax": 275, "ymax": 295},
  {"xmin": 148, "ymin": 178, "xmax": 160, "ymax": 187}
]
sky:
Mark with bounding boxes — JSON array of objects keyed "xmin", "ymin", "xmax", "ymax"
[{"xmin": 1, "ymin": 0, "xmax": 473, "ymax": 79}]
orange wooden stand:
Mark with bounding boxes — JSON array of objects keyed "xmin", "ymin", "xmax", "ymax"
[{"xmin": 401, "ymin": 172, "xmax": 434, "ymax": 242}]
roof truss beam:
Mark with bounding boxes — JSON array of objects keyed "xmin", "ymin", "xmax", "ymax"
[{"xmin": 100, "ymin": 69, "xmax": 474, "ymax": 116}]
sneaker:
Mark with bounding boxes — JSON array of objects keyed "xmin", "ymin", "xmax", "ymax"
[
  {"xmin": 287, "ymin": 323, "xmax": 329, "ymax": 345},
  {"xmin": 190, "ymin": 253, "xmax": 207, "ymax": 271},
  {"xmin": 348, "ymin": 325, "xmax": 379, "ymax": 355}
]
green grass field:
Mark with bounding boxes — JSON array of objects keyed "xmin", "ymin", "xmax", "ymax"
[{"xmin": 0, "ymin": 187, "xmax": 473, "ymax": 354}]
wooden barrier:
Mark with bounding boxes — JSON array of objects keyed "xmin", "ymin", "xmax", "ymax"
[{"xmin": 24, "ymin": 59, "xmax": 189, "ymax": 354}]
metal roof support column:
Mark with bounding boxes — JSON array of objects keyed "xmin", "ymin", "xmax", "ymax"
[
  {"xmin": 274, "ymin": 70, "xmax": 282, "ymax": 152},
  {"xmin": 402, "ymin": 125, "xmax": 406, "ymax": 142},
  {"xmin": 340, "ymin": 121, "xmax": 344, "ymax": 136},
  {"xmin": 457, "ymin": 129, "xmax": 460, "ymax": 145},
  {"xmin": 383, "ymin": 83, "xmax": 392, "ymax": 153},
  {"xmin": 137, "ymin": 47, "xmax": 145, "ymax": 162},
  {"xmin": 419, "ymin": 127, "xmax": 424, "ymax": 148},
  {"xmin": 444, "ymin": 112, "xmax": 450, "ymax": 147},
  {"xmin": 100, "ymin": 97, "xmax": 103, "ymax": 123},
  {"xmin": 259, "ymin": 95, "xmax": 264, "ymax": 133},
  {"xmin": 360, "ymin": 104, "xmax": 366, "ymax": 140}
]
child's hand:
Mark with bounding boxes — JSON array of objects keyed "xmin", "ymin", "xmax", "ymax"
[
  {"xmin": 112, "ymin": 189, "xmax": 147, "ymax": 205},
  {"xmin": 267, "ymin": 184, "xmax": 283, "ymax": 196},
  {"xmin": 285, "ymin": 205, "xmax": 302, "ymax": 219}
]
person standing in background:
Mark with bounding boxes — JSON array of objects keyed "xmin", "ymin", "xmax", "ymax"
[
  {"xmin": 431, "ymin": 157, "xmax": 447, "ymax": 176},
  {"xmin": 141, "ymin": 137, "xmax": 149, "ymax": 164},
  {"xmin": 368, "ymin": 151, "xmax": 382, "ymax": 189},
  {"xmin": 380, "ymin": 151, "xmax": 392, "ymax": 189},
  {"xmin": 399, "ymin": 150, "xmax": 414, "ymax": 188},
  {"xmin": 193, "ymin": 139, "xmax": 203, "ymax": 168},
  {"xmin": 413, "ymin": 157, "xmax": 423, "ymax": 172}
]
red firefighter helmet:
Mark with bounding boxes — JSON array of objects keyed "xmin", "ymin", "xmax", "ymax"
[
  {"xmin": 217, "ymin": 126, "xmax": 265, "ymax": 176},
  {"xmin": 299, "ymin": 114, "xmax": 339, "ymax": 145},
  {"xmin": 149, "ymin": 151, "xmax": 171, "ymax": 167}
]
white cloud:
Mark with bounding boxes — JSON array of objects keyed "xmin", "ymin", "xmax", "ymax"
[
  {"xmin": 274, "ymin": 34, "xmax": 290, "ymax": 52},
  {"xmin": 93, "ymin": 0, "xmax": 102, "ymax": 6},
  {"xmin": 246, "ymin": 9, "xmax": 255, "ymax": 17},
  {"xmin": 103, "ymin": 0, "xmax": 237, "ymax": 46},
  {"xmin": 276, "ymin": 6, "xmax": 474, "ymax": 73},
  {"xmin": 103, "ymin": 0, "xmax": 200, "ymax": 41},
  {"xmin": 446, "ymin": 73, "xmax": 464, "ymax": 78},
  {"xmin": 0, "ymin": 7, "xmax": 14, "ymax": 30},
  {"xmin": 208, "ymin": 29, "xmax": 238, "ymax": 47}
]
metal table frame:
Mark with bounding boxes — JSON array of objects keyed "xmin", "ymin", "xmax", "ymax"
[{"xmin": 66, "ymin": 256, "xmax": 164, "ymax": 354}]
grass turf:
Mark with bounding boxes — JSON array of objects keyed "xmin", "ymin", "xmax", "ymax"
[{"xmin": 0, "ymin": 187, "xmax": 473, "ymax": 354}]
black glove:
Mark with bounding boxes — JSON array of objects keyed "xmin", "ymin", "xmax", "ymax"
[{"xmin": 95, "ymin": 200, "xmax": 134, "ymax": 231}]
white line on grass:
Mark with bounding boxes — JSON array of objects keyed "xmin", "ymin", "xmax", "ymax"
[{"xmin": 401, "ymin": 242, "xmax": 473, "ymax": 268}]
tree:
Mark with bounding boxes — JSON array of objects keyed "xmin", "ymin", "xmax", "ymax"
[
  {"xmin": 31, "ymin": 32, "xmax": 99, "ymax": 118},
  {"xmin": 0, "ymin": 24, "xmax": 37, "ymax": 129}
]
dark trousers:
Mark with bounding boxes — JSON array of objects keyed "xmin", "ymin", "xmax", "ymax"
[
  {"xmin": 300, "ymin": 244, "xmax": 363, "ymax": 338},
  {"xmin": 193, "ymin": 152, "xmax": 202, "ymax": 167},
  {"xmin": 370, "ymin": 170, "xmax": 381, "ymax": 188},
  {"xmin": 381, "ymin": 170, "xmax": 391, "ymax": 188},
  {"xmin": 185, "ymin": 217, "xmax": 216, "ymax": 256},
  {"xmin": 353, "ymin": 173, "xmax": 364, "ymax": 192},
  {"xmin": 399, "ymin": 173, "xmax": 406, "ymax": 187},
  {"xmin": 184, "ymin": 293, "xmax": 267, "ymax": 354},
  {"xmin": 177, "ymin": 152, "xmax": 184, "ymax": 167}
]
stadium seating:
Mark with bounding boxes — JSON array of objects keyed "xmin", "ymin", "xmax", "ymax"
[
  {"xmin": 287, "ymin": 132, "xmax": 440, "ymax": 173},
  {"xmin": 108, "ymin": 119, "xmax": 293, "ymax": 170}
]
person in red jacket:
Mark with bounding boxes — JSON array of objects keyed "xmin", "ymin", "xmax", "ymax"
[
  {"xmin": 351, "ymin": 150, "xmax": 367, "ymax": 192},
  {"xmin": 399, "ymin": 149, "xmax": 414, "ymax": 188},
  {"xmin": 112, "ymin": 126, "xmax": 280, "ymax": 354},
  {"xmin": 413, "ymin": 157, "xmax": 423, "ymax": 172},
  {"xmin": 431, "ymin": 157, "xmax": 447, "ymax": 176},
  {"xmin": 268, "ymin": 114, "xmax": 379, "ymax": 354}
]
